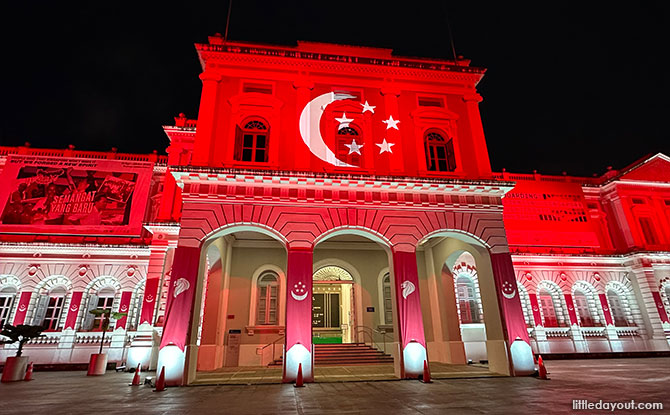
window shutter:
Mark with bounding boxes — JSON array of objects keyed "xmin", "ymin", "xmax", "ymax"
[
  {"xmin": 234, "ymin": 125, "xmax": 243, "ymax": 161},
  {"xmin": 446, "ymin": 139, "xmax": 456, "ymax": 171},
  {"xmin": 31, "ymin": 295, "xmax": 49, "ymax": 326},
  {"xmin": 82, "ymin": 294, "xmax": 98, "ymax": 331}
]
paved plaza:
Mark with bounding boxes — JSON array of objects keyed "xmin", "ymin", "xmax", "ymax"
[{"xmin": 0, "ymin": 358, "xmax": 668, "ymax": 414}]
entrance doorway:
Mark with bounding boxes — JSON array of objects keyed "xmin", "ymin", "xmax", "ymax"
[{"xmin": 312, "ymin": 266, "xmax": 355, "ymax": 344}]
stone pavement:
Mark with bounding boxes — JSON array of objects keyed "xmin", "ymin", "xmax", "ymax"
[
  {"xmin": 0, "ymin": 358, "xmax": 668, "ymax": 414},
  {"xmin": 192, "ymin": 362, "xmax": 497, "ymax": 384}
]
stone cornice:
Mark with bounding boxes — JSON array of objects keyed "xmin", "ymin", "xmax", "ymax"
[{"xmin": 196, "ymin": 44, "xmax": 484, "ymax": 86}]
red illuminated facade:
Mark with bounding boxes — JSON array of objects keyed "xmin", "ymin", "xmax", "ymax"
[{"xmin": 0, "ymin": 37, "xmax": 668, "ymax": 385}]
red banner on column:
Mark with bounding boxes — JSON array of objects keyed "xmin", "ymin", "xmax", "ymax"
[
  {"xmin": 140, "ymin": 278, "xmax": 160, "ymax": 325},
  {"xmin": 564, "ymin": 294, "xmax": 578, "ymax": 325},
  {"xmin": 599, "ymin": 293, "xmax": 613, "ymax": 326},
  {"xmin": 63, "ymin": 291, "xmax": 83, "ymax": 330},
  {"xmin": 528, "ymin": 293, "xmax": 542, "ymax": 326},
  {"xmin": 651, "ymin": 291, "xmax": 670, "ymax": 324},
  {"xmin": 490, "ymin": 253, "xmax": 531, "ymax": 344},
  {"xmin": 115, "ymin": 291, "xmax": 133, "ymax": 329},
  {"xmin": 160, "ymin": 246, "xmax": 200, "ymax": 351},
  {"xmin": 12, "ymin": 292, "xmax": 32, "ymax": 325},
  {"xmin": 392, "ymin": 250, "xmax": 426, "ymax": 349},
  {"xmin": 285, "ymin": 248, "xmax": 313, "ymax": 353}
]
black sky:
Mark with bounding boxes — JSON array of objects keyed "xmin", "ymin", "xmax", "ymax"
[{"xmin": 1, "ymin": 2, "xmax": 668, "ymax": 176}]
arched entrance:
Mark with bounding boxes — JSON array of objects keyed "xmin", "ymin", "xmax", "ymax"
[{"xmin": 312, "ymin": 265, "xmax": 355, "ymax": 344}]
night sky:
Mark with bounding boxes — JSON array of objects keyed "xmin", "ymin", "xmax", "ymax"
[{"xmin": 1, "ymin": 2, "xmax": 668, "ymax": 176}]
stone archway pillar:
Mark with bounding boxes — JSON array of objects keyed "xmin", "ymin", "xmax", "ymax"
[
  {"xmin": 391, "ymin": 247, "xmax": 428, "ymax": 378},
  {"xmin": 157, "ymin": 245, "xmax": 201, "ymax": 386},
  {"xmin": 283, "ymin": 246, "xmax": 314, "ymax": 383}
]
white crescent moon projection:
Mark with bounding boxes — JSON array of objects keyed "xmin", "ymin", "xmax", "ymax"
[
  {"xmin": 502, "ymin": 288, "xmax": 517, "ymax": 300},
  {"xmin": 299, "ymin": 92, "xmax": 357, "ymax": 167},
  {"xmin": 291, "ymin": 291, "xmax": 308, "ymax": 301}
]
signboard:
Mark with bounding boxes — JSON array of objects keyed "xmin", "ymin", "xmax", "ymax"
[
  {"xmin": 0, "ymin": 155, "xmax": 153, "ymax": 236},
  {"xmin": 502, "ymin": 180, "xmax": 599, "ymax": 248}
]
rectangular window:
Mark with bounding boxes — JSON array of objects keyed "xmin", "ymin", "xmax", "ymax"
[
  {"xmin": 638, "ymin": 217, "xmax": 659, "ymax": 245},
  {"xmin": 43, "ymin": 296, "xmax": 65, "ymax": 331},
  {"xmin": 93, "ymin": 296, "xmax": 115, "ymax": 330},
  {"xmin": 0, "ymin": 296, "xmax": 15, "ymax": 328},
  {"xmin": 242, "ymin": 82, "xmax": 273, "ymax": 95},
  {"xmin": 417, "ymin": 96, "xmax": 445, "ymax": 107},
  {"xmin": 539, "ymin": 295, "xmax": 558, "ymax": 327}
]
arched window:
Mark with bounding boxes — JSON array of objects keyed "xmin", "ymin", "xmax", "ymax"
[
  {"xmin": 0, "ymin": 286, "xmax": 17, "ymax": 328},
  {"xmin": 573, "ymin": 290, "xmax": 595, "ymax": 326},
  {"xmin": 607, "ymin": 289, "xmax": 629, "ymax": 327},
  {"xmin": 256, "ymin": 272, "xmax": 279, "ymax": 325},
  {"xmin": 42, "ymin": 286, "xmax": 67, "ymax": 331},
  {"xmin": 82, "ymin": 286, "xmax": 117, "ymax": 331},
  {"xmin": 234, "ymin": 120, "xmax": 269, "ymax": 163},
  {"xmin": 456, "ymin": 275, "xmax": 480, "ymax": 323},
  {"xmin": 424, "ymin": 131, "xmax": 456, "ymax": 172},
  {"xmin": 336, "ymin": 126, "xmax": 362, "ymax": 167},
  {"xmin": 382, "ymin": 273, "xmax": 393, "ymax": 325},
  {"xmin": 538, "ymin": 288, "xmax": 560, "ymax": 327}
]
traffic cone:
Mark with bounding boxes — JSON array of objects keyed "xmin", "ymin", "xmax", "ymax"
[
  {"xmin": 24, "ymin": 362, "xmax": 34, "ymax": 381},
  {"xmin": 537, "ymin": 355, "xmax": 548, "ymax": 380},
  {"xmin": 294, "ymin": 363, "xmax": 304, "ymax": 387},
  {"xmin": 420, "ymin": 360, "xmax": 432, "ymax": 383},
  {"xmin": 154, "ymin": 366, "xmax": 166, "ymax": 392},
  {"xmin": 129, "ymin": 364, "xmax": 141, "ymax": 386}
]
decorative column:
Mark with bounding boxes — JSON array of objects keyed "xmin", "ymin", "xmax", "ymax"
[
  {"xmin": 192, "ymin": 71, "xmax": 223, "ymax": 166},
  {"xmin": 462, "ymin": 93, "xmax": 492, "ymax": 177},
  {"xmin": 157, "ymin": 245, "xmax": 201, "ymax": 386},
  {"xmin": 489, "ymin": 252, "xmax": 535, "ymax": 375},
  {"xmin": 564, "ymin": 293, "xmax": 586, "ymax": 352},
  {"xmin": 283, "ymin": 246, "xmax": 314, "ymax": 383},
  {"xmin": 628, "ymin": 264, "xmax": 670, "ymax": 350},
  {"xmin": 391, "ymin": 247, "xmax": 427, "ymax": 378},
  {"xmin": 293, "ymin": 79, "xmax": 314, "ymax": 170}
]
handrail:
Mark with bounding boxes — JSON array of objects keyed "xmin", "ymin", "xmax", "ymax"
[
  {"xmin": 352, "ymin": 325, "xmax": 390, "ymax": 354},
  {"xmin": 260, "ymin": 335, "xmax": 284, "ymax": 366}
]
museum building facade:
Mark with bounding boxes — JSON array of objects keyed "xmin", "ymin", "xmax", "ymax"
[{"xmin": 0, "ymin": 37, "xmax": 669, "ymax": 385}]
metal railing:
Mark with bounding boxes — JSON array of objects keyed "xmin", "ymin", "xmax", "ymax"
[
  {"xmin": 353, "ymin": 325, "xmax": 391, "ymax": 354},
  {"xmin": 260, "ymin": 335, "xmax": 284, "ymax": 366}
]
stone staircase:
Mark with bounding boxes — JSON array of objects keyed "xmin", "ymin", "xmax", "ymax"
[{"xmin": 269, "ymin": 343, "xmax": 393, "ymax": 366}]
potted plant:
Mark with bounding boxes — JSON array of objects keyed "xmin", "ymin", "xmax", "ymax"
[
  {"xmin": 0, "ymin": 324, "xmax": 45, "ymax": 382},
  {"xmin": 87, "ymin": 308, "xmax": 126, "ymax": 376}
]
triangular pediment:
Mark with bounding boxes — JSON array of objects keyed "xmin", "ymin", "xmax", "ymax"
[{"xmin": 618, "ymin": 153, "xmax": 670, "ymax": 183}]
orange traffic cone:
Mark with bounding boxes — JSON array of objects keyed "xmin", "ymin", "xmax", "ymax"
[
  {"xmin": 420, "ymin": 360, "xmax": 432, "ymax": 383},
  {"xmin": 154, "ymin": 366, "xmax": 166, "ymax": 392},
  {"xmin": 129, "ymin": 364, "xmax": 141, "ymax": 386},
  {"xmin": 537, "ymin": 355, "xmax": 548, "ymax": 380},
  {"xmin": 24, "ymin": 362, "xmax": 34, "ymax": 381},
  {"xmin": 294, "ymin": 363, "xmax": 304, "ymax": 387}
]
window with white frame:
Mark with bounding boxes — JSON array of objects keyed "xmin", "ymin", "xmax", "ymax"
[
  {"xmin": 573, "ymin": 290, "xmax": 595, "ymax": 326},
  {"xmin": 538, "ymin": 288, "xmax": 560, "ymax": 327},
  {"xmin": 382, "ymin": 273, "xmax": 393, "ymax": 325},
  {"xmin": 456, "ymin": 275, "xmax": 480, "ymax": 324},
  {"xmin": 82, "ymin": 286, "xmax": 117, "ymax": 331},
  {"xmin": 0, "ymin": 286, "xmax": 17, "ymax": 328},
  {"xmin": 36, "ymin": 286, "xmax": 67, "ymax": 331},
  {"xmin": 607, "ymin": 289, "xmax": 629, "ymax": 327},
  {"xmin": 256, "ymin": 272, "xmax": 279, "ymax": 325}
]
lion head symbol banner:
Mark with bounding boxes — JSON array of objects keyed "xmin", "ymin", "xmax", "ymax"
[{"xmin": 160, "ymin": 246, "xmax": 200, "ymax": 351}]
